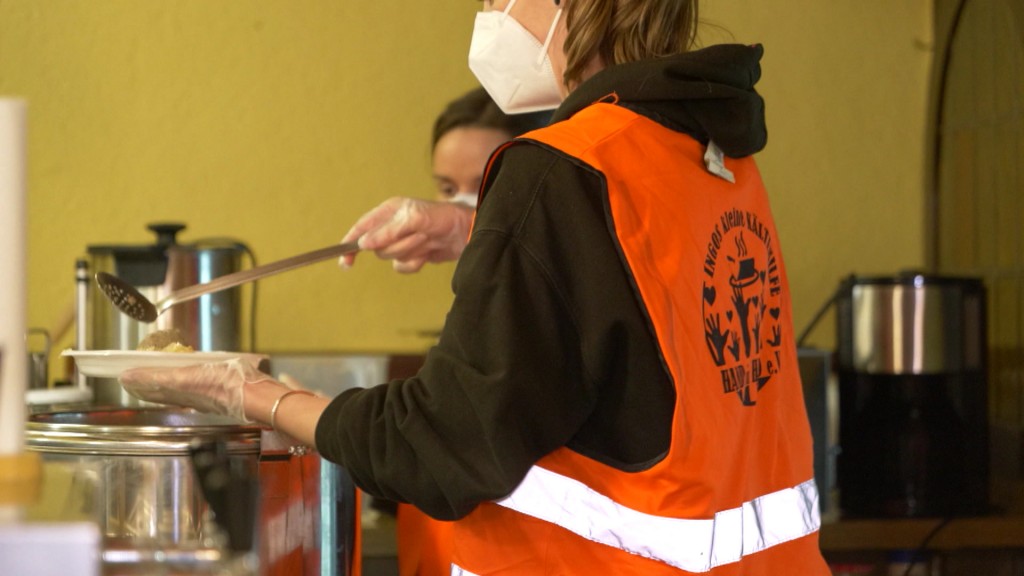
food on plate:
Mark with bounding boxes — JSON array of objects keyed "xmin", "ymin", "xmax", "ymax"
[{"xmin": 137, "ymin": 329, "xmax": 194, "ymax": 352}]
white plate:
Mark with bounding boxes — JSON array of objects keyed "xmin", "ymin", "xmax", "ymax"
[{"xmin": 62, "ymin": 350, "xmax": 269, "ymax": 379}]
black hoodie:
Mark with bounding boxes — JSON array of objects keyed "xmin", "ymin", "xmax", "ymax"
[
  {"xmin": 555, "ymin": 43, "xmax": 766, "ymax": 156},
  {"xmin": 316, "ymin": 45, "xmax": 769, "ymax": 520}
]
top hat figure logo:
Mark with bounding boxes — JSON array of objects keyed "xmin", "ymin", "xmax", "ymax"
[{"xmin": 701, "ymin": 209, "xmax": 784, "ymax": 406}]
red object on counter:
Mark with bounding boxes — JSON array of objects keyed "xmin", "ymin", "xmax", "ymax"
[{"xmin": 258, "ymin": 443, "xmax": 362, "ymax": 576}]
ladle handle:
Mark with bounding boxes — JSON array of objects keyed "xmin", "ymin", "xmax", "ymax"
[{"xmin": 156, "ymin": 241, "xmax": 360, "ymax": 314}]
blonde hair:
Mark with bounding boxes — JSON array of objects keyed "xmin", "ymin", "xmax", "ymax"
[{"xmin": 562, "ymin": 0, "xmax": 699, "ymax": 88}]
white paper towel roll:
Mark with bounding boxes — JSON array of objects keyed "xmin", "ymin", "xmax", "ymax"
[{"xmin": 0, "ymin": 99, "xmax": 27, "ymax": 455}]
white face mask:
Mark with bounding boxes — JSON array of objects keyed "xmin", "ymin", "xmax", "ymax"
[
  {"xmin": 468, "ymin": 0, "xmax": 564, "ymax": 115},
  {"xmin": 448, "ymin": 192, "xmax": 479, "ymax": 208}
]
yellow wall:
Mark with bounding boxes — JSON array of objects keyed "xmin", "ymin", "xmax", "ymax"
[{"xmin": 0, "ymin": 1, "xmax": 932, "ymax": 377}]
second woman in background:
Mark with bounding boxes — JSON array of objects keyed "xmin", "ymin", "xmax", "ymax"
[
  {"xmin": 340, "ymin": 88, "xmax": 549, "ymax": 274},
  {"xmin": 431, "ymin": 87, "xmax": 549, "ymax": 207}
]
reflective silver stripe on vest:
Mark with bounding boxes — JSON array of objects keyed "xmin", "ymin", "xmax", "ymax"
[{"xmin": 491, "ymin": 466, "xmax": 821, "ymax": 573}]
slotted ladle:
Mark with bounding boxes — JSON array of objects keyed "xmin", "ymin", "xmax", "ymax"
[{"xmin": 96, "ymin": 241, "xmax": 360, "ymax": 322}]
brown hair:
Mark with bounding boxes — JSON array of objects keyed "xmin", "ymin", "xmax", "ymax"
[
  {"xmin": 562, "ymin": 0, "xmax": 699, "ymax": 88},
  {"xmin": 432, "ymin": 87, "xmax": 551, "ymax": 151}
]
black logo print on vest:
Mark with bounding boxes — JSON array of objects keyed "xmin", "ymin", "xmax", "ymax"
[{"xmin": 701, "ymin": 208, "xmax": 783, "ymax": 407}]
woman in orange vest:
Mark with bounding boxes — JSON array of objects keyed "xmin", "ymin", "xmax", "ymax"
[{"xmin": 122, "ymin": 0, "xmax": 831, "ymax": 573}]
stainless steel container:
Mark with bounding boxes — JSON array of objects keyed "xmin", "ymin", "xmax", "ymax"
[
  {"xmin": 25, "ymin": 408, "xmax": 261, "ymax": 547},
  {"xmin": 86, "ymin": 223, "xmax": 251, "ymax": 405},
  {"xmin": 88, "ymin": 223, "xmax": 249, "ymax": 353},
  {"xmin": 26, "ymin": 327, "xmax": 50, "ymax": 389},
  {"xmin": 837, "ymin": 273, "xmax": 986, "ymax": 375}
]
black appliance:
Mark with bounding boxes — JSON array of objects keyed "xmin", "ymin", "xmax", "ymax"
[{"xmin": 836, "ymin": 273, "xmax": 988, "ymax": 518}]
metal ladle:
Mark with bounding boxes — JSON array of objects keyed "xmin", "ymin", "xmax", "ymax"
[{"xmin": 96, "ymin": 241, "xmax": 360, "ymax": 322}]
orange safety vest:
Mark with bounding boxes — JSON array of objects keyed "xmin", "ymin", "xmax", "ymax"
[
  {"xmin": 451, "ymin": 102, "xmax": 828, "ymax": 575},
  {"xmin": 397, "ymin": 502, "xmax": 455, "ymax": 576}
]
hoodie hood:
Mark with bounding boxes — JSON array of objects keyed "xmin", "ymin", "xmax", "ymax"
[{"xmin": 550, "ymin": 44, "xmax": 767, "ymax": 158}]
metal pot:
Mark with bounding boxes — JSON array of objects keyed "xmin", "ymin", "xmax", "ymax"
[
  {"xmin": 25, "ymin": 408, "xmax": 261, "ymax": 547},
  {"xmin": 85, "ymin": 223, "xmax": 251, "ymax": 405}
]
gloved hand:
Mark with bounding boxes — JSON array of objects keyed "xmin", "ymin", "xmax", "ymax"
[
  {"xmin": 119, "ymin": 358, "xmax": 279, "ymax": 422},
  {"xmin": 339, "ymin": 197, "xmax": 474, "ymax": 273}
]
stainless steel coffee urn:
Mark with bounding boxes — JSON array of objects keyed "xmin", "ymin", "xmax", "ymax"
[
  {"xmin": 83, "ymin": 223, "xmax": 252, "ymax": 405},
  {"xmin": 836, "ymin": 273, "xmax": 989, "ymax": 518}
]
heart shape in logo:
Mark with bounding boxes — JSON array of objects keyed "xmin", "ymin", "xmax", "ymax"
[{"xmin": 703, "ymin": 284, "xmax": 716, "ymax": 305}]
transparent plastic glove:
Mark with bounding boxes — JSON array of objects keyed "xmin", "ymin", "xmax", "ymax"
[
  {"xmin": 339, "ymin": 197, "xmax": 474, "ymax": 273},
  {"xmin": 119, "ymin": 358, "xmax": 277, "ymax": 422}
]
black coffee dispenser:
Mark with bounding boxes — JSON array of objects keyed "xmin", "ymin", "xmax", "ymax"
[{"xmin": 836, "ymin": 273, "xmax": 989, "ymax": 518}]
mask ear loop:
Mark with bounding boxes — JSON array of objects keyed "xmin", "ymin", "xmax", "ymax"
[
  {"xmin": 500, "ymin": 0, "xmax": 517, "ymax": 22},
  {"xmin": 535, "ymin": 7, "xmax": 563, "ymax": 66}
]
